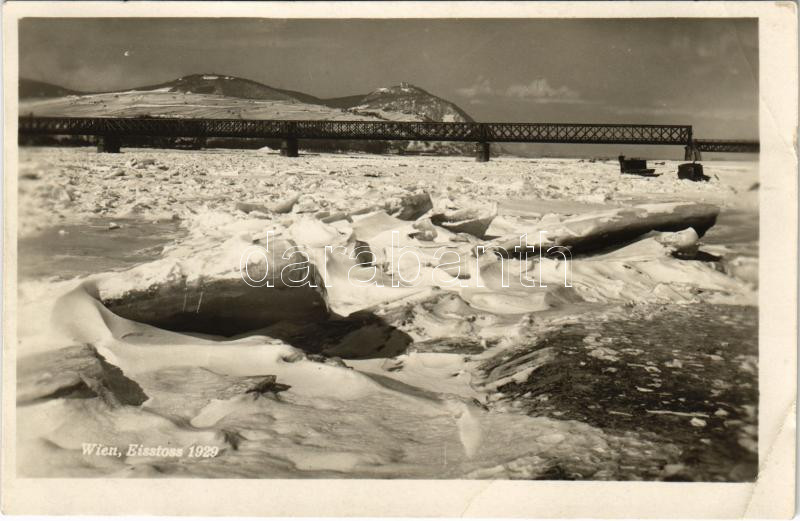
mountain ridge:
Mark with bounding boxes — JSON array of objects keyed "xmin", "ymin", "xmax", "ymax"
[{"xmin": 19, "ymin": 74, "xmax": 471, "ymax": 123}]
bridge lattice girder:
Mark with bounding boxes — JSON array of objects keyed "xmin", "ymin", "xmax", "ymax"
[
  {"xmin": 19, "ymin": 116, "xmax": 696, "ymax": 145},
  {"xmin": 484, "ymin": 123, "xmax": 692, "ymax": 144},
  {"xmin": 693, "ymin": 139, "xmax": 760, "ymax": 153}
]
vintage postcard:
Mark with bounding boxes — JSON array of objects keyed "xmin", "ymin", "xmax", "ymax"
[{"xmin": 1, "ymin": 1, "xmax": 796, "ymax": 518}]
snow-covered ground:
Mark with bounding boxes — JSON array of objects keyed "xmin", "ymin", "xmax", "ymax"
[{"xmin": 15, "ymin": 147, "xmax": 759, "ymax": 479}]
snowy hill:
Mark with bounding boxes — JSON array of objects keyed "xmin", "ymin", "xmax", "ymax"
[
  {"xmin": 349, "ymin": 82, "xmax": 474, "ymax": 123},
  {"xmin": 19, "ymin": 75, "xmax": 473, "ymax": 123},
  {"xmin": 134, "ymin": 73, "xmax": 298, "ymax": 102}
]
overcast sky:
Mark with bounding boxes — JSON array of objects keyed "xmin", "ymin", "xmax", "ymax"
[{"xmin": 20, "ymin": 18, "xmax": 758, "ymax": 142}]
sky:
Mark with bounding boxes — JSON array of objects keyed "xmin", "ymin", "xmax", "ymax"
[{"xmin": 19, "ymin": 18, "xmax": 758, "ymax": 154}]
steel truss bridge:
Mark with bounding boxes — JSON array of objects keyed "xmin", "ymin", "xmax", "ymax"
[
  {"xmin": 18, "ymin": 116, "xmax": 758, "ymax": 161},
  {"xmin": 693, "ymin": 139, "xmax": 760, "ymax": 154}
]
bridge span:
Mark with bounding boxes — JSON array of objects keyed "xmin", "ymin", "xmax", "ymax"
[
  {"xmin": 18, "ymin": 116, "xmax": 758, "ymax": 161},
  {"xmin": 693, "ymin": 139, "xmax": 760, "ymax": 154}
]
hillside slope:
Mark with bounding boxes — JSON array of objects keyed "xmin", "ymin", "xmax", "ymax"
[{"xmin": 19, "ymin": 79, "xmax": 80, "ymax": 99}]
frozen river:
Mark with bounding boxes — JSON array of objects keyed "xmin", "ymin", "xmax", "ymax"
[{"xmin": 15, "ymin": 147, "xmax": 758, "ymax": 479}]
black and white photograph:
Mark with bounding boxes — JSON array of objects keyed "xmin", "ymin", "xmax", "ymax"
[{"xmin": 1, "ymin": 2, "xmax": 797, "ymax": 518}]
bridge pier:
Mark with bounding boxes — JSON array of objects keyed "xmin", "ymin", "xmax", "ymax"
[
  {"xmin": 281, "ymin": 137, "xmax": 299, "ymax": 157},
  {"xmin": 97, "ymin": 135, "xmax": 121, "ymax": 153},
  {"xmin": 684, "ymin": 144, "xmax": 702, "ymax": 161},
  {"xmin": 475, "ymin": 141, "xmax": 490, "ymax": 162}
]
